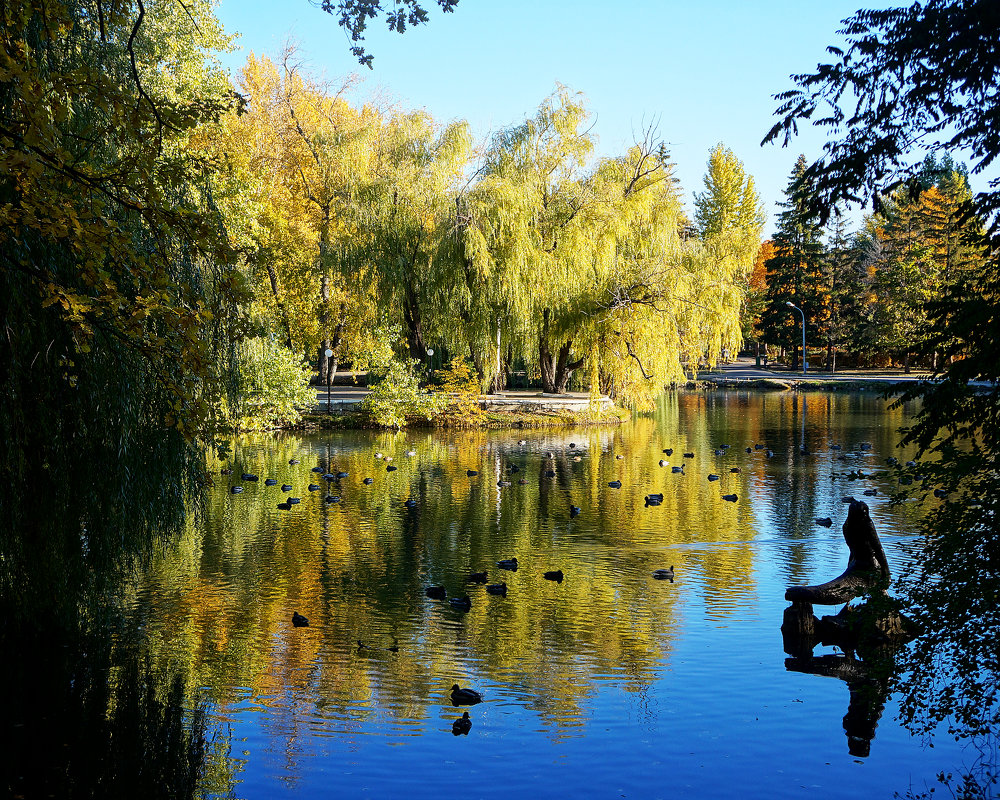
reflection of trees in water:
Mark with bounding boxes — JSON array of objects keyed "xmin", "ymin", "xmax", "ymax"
[{"xmin": 1, "ymin": 433, "xmax": 232, "ymax": 798}]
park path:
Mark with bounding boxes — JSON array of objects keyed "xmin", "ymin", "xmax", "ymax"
[{"xmin": 311, "ymin": 357, "xmax": 943, "ymax": 413}]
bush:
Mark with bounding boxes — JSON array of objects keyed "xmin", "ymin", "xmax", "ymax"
[
  {"xmin": 360, "ymin": 358, "xmax": 445, "ymax": 428},
  {"xmin": 433, "ymin": 358, "xmax": 485, "ymax": 427},
  {"xmin": 232, "ymin": 337, "xmax": 314, "ymax": 431}
]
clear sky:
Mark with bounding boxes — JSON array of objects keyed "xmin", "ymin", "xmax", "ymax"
[{"xmin": 214, "ymin": 0, "xmax": 897, "ymax": 235}]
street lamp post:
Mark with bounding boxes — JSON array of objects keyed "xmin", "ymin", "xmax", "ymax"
[
  {"xmin": 785, "ymin": 301, "xmax": 806, "ymax": 375},
  {"xmin": 324, "ymin": 348, "xmax": 334, "ymax": 413}
]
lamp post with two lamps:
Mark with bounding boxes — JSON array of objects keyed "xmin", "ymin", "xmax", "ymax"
[{"xmin": 786, "ymin": 301, "xmax": 807, "ymax": 375}]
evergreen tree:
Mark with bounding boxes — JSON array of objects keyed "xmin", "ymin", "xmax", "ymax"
[{"xmin": 759, "ymin": 156, "xmax": 826, "ymax": 371}]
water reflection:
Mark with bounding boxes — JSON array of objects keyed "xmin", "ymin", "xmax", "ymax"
[{"xmin": 3, "ymin": 390, "xmax": 951, "ymax": 798}]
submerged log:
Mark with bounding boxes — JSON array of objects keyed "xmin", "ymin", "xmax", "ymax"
[{"xmin": 785, "ymin": 499, "xmax": 890, "ymax": 604}]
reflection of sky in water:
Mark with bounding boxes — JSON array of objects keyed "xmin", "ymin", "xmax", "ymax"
[{"xmin": 137, "ymin": 390, "xmax": 964, "ymax": 799}]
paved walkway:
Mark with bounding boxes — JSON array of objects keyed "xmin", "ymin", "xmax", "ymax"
[
  {"xmin": 706, "ymin": 356, "xmax": 934, "ymax": 383},
  {"xmin": 312, "ymin": 384, "xmax": 613, "ymax": 413},
  {"xmin": 311, "ymin": 358, "xmax": 952, "ymax": 412}
]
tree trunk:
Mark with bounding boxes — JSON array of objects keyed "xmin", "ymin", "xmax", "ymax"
[
  {"xmin": 903, "ymin": 350, "xmax": 911, "ymax": 374},
  {"xmin": 539, "ymin": 309, "xmax": 585, "ymax": 393},
  {"xmin": 264, "ymin": 262, "xmax": 294, "ymax": 351},
  {"xmin": 790, "ymin": 344, "xmax": 799, "ymax": 372},
  {"xmin": 402, "ymin": 282, "xmax": 428, "ymax": 362},
  {"xmin": 826, "ymin": 339, "xmax": 833, "ymax": 372}
]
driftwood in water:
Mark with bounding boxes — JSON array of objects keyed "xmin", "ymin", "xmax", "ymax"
[{"xmin": 785, "ymin": 499, "xmax": 890, "ymax": 605}]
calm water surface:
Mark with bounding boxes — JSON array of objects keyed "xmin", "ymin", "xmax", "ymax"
[{"xmin": 64, "ymin": 392, "xmax": 975, "ymax": 797}]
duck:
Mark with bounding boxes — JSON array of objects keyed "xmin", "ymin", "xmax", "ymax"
[
  {"xmin": 663, "ymin": 448, "xmax": 673, "ymax": 456},
  {"xmin": 569, "ymin": 505, "xmax": 581, "ymax": 518},
  {"xmin": 671, "ymin": 466, "xmax": 684, "ymax": 474},
  {"xmin": 386, "ymin": 637, "xmax": 400, "ymax": 653},
  {"xmin": 242, "ymin": 473, "xmax": 259, "ymax": 482},
  {"xmin": 886, "ymin": 456, "xmax": 899, "ymax": 466},
  {"xmin": 386, "ymin": 465, "xmax": 398, "ymax": 472},
  {"xmin": 497, "ymin": 558, "xmax": 518, "ymax": 571},
  {"xmin": 466, "ymin": 469, "xmax": 478, "ymax": 476},
  {"xmin": 277, "ymin": 500, "xmax": 291, "ymax": 510},
  {"xmin": 714, "ymin": 448, "xmax": 725, "ymax": 456},
  {"xmin": 543, "ymin": 570, "xmax": 564, "ymax": 582},
  {"xmin": 659, "ymin": 459, "xmax": 668, "ymax": 467},
  {"xmin": 220, "ymin": 468, "xmax": 233, "ymax": 475},
  {"xmin": 934, "ymin": 488, "xmax": 948, "ymax": 498},
  {"xmin": 308, "ymin": 484, "xmax": 321, "ymax": 491},
  {"xmin": 608, "ymin": 480, "xmax": 622, "ymax": 489},
  {"xmin": 230, "ymin": 486, "xmax": 244, "ymax": 494},
  {"xmin": 288, "ymin": 459, "xmax": 300, "ymax": 465},
  {"xmin": 486, "ymin": 582, "xmax": 508, "ymax": 596},
  {"xmin": 497, "ymin": 480, "xmax": 511, "ymax": 488},
  {"xmin": 507, "ymin": 464, "xmax": 520, "ymax": 473},
  {"xmin": 311, "ymin": 466, "xmax": 323, "ymax": 473},
  {"xmin": 652, "ymin": 567, "xmax": 674, "ymax": 582},
  {"xmin": 426, "ymin": 585, "xmax": 447, "ymax": 599},
  {"xmin": 745, "ymin": 447, "xmax": 752, "ymax": 454},
  {"xmin": 645, "ymin": 492, "xmax": 664, "ymax": 503},
  {"xmin": 860, "ymin": 442, "xmax": 873, "ymax": 451},
  {"xmin": 544, "ymin": 469, "xmax": 556, "ymax": 478},
  {"xmin": 374, "ymin": 452, "xmax": 384, "ymax": 460},
  {"xmin": 363, "ymin": 477, "xmax": 374, "ymax": 485},
  {"xmin": 755, "ymin": 444, "xmax": 765, "ymax": 450},
  {"xmin": 518, "ymin": 478, "xmax": 528, "ymax": 485},
  {"xmin": 449, "ymin": 595, "xmax": 472, "ymax": 611},
  {"xmin": 404, "ymin": 498, "xmax": 418, "ymax": 508},
  {"xmin": 265, "ymin": 478, "xmax": 278, "ymax": 486},
  {"xmin": 830, "ymin": 444, "xmax": 842, "ymax": 451},
  {"xmin": 730, "ymin": 467, "xmax": 741, "ymax": 473},
  {"xmin": 569, "ymin": 443, "xmax": 577, "ymax": 449},
  {"xmin": 708, "ymin": 474, "xmax": 720, "ymax": 481},
  {"xmin": 815, "ymin": 517, "xmax": 833, "ymax": 527},
  {"xmin": 862, "ymin": 488, "xmax": 878, "ymax": 497},
  {"xmin": 406, "ymin": 450, "xmax": 416, "ymax": 457},
  {"xmin": 324, "ymin": 495, "xmax": 341, "ymax": 503},
  {"xmin": 323, "ymin": 473, "xmax": 337, "ymax": 481},
  {"xmin": 450, "ymin": 684, "xmax": 482, "ymax": 705},
  {"xmin": 722, "ymin": 494, "xmax": 738, "ymax": 502},
  {"xmin": 292, "ymin": 611, "xmax": 309, "ymax": 627},
  {"xmin": 517, "ymin": 439, "xmax": 527, "ymax": 446},
  {"xmin": 616, "ymin": 454, "xmax": 624, "ymax": 460},
  {"xmin": 683, "ymin": 452, "xmax": 695, "ymax": 459},
  {"xmin": 336, "ymin": 471, "xmax": 349, "ymax": 479},
  {"xmin": 287, "ymin": 497, "xmax": 301, "ymax": 505},
  {"xmin": 765, "ymin": 450, "xmax": 774, "ymax": 458},
  {"xmin": 452, "ymin": 711, "xmax": 472, "ymax": 736},
  {"xmin": 467, "ymin": 571, "xmax": 488, "ymax": 583},
  {"xmin": 281, "ymin": 484, "xmax": 293, "ymax": 492}
]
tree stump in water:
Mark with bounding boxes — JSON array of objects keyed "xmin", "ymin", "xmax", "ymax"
[{"xmin": 785, "ymin": 499, "xmax": 890, "ymax": 605}]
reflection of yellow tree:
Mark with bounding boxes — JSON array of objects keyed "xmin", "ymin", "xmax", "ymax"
[{"xmin": 133, "ymin": 391, "xmax": 925, "ymax": 748}]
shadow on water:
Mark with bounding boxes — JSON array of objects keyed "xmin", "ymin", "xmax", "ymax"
[{"xmin": 0, "ymin": 423, "xmax": 232, "ymax": 798}]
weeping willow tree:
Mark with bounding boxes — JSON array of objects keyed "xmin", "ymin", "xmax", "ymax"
[
  {"xmin": 351, "ymin": 109, "xmax": 474, "ymax": 362},
  {"xmin": 453, "ymin": 89, "xmax": 758, "ymax": 403}
]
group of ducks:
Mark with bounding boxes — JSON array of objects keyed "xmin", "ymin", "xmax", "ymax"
[
  {"xmin": 234, "ymin": 434, "xmax": 909, "ymax": 736},
  {"xmin": 423, "ymin": 558, "xmax": 566, "ymax": 610}
]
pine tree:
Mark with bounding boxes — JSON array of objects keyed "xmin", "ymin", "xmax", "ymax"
[{"xmin": 759, "ymin": 156, "xmax": 826, "ymax": 371}]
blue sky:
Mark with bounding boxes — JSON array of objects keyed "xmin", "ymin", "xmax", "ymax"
[{"xmin": 215, "ymin": 0, "xmax": 898, "ymax": 235}]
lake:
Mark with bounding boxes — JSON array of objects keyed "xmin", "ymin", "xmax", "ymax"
[{"xmin": 3, "ymin": 390, "xmax": 967, "ymax": 799}]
